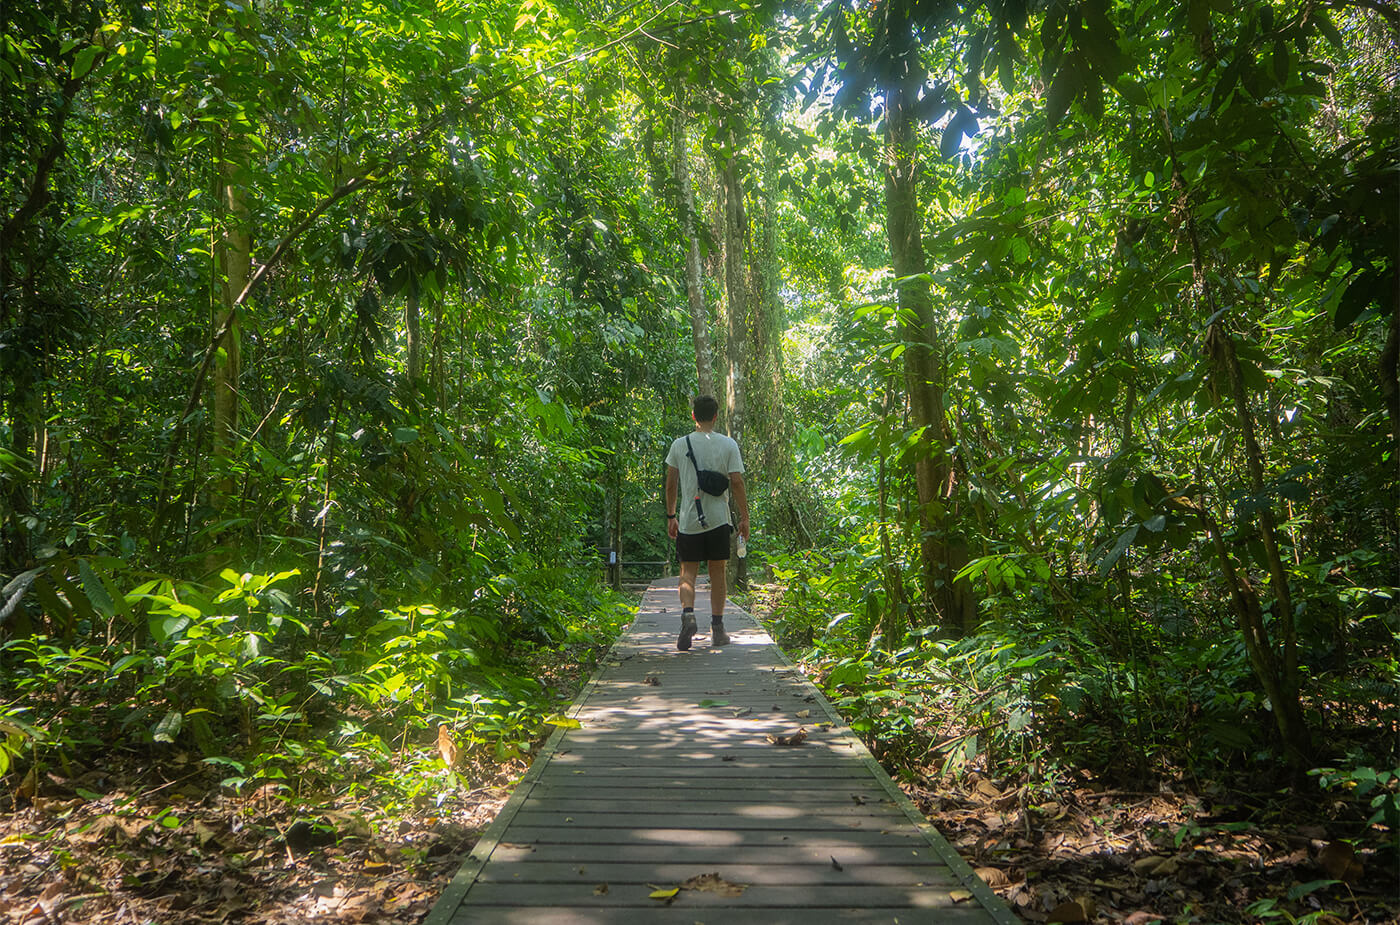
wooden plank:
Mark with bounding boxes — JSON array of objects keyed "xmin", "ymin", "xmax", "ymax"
[
  {"xmin": 450, "ymin": 906, "xmax": 997, "ymax": 924},
  {"xmin": 473, "ymin": 861, "xmax": 963, "ymax": 887},
  {"xmin": 495, "ymin": 826, "xmax": 929, "ymax": 847},
  {"xmin": 507, "ymin": 810, "xmax": 911, "ymax": 831},
  {"xmin": 474, "ymin": 842, "xmax": 947, "ymax": 866},
  {"xmin": 426, "ymin": 578, "xmax": 1018, "ymax": 925},
  {"xmin": 520, "ymin": 789, "xmax": 901, "ymax": 811},
  {"xmin": 463, "ymin": 881, "xmax": 979, "ymax": 908}
]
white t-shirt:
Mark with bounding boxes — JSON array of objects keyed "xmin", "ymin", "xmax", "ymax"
[{"xmin": 666, "ymin": 430, "xmax": 744, "ymax": 535}]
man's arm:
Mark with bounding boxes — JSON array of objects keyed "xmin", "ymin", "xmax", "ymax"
[
  {"xmin": 729, "ymin": 472, "xmax": 749, "ymax": 539},
  {"xmin": 665, "ymin": 466, "xmax": 680, "ymax": 539}
]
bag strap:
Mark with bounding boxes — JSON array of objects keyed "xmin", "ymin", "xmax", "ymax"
[{"xmin": 684, "ymin": 435, "xmax": 707, "ymax": 528}]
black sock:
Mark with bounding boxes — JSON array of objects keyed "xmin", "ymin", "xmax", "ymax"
[
  {"xmin": 711, "ymin": 616, "xmax": 724, "ymax": 623},
  {"xmin": 683, "ymin": 607, "xmax": 694, "ymax": 614}
]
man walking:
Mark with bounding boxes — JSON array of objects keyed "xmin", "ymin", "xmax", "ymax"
[{"xmin": 664, "ymin": 396, "xmax": 749, "ymax": 651}]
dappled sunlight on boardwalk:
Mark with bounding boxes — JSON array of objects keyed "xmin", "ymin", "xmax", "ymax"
[{"xmin": 423, "ymin": 578, "xmax": 1017, "ymax": 925}]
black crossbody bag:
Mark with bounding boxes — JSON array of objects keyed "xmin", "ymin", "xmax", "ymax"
[{"xmin": 685, "ymin": 435, "xmax": 729, "ymax": 527}]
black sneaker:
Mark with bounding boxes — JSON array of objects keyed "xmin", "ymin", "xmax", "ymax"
[
  {"xmin": 678, "ymin": 613, "xmax": 697, "ymax": 651},
  {"xmin": 711, "ymin": 619, "xmax": 729, "ymax": 646}
]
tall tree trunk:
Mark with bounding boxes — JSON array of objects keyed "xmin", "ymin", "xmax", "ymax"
[
  {"xmin": 672, "ymin": 106, "xmax": 715, "ymax": 398},
  {"xmin": 721, "ymin": 137, "xmax": 749, "ymax": 590},
  {"xmin": 213, "ymin": 141, "xmax": 249, "ymax": 513},
  {"xmin": 751, "ymin": 124, "xmax": 791, "ymax": 482},
  {"xmin": 721, "ymin": 152, "xmax": 748, "ymax": 449},
  {"xmin": 883, "ymin": 77, "xmax": 977, "ymax": 633}
]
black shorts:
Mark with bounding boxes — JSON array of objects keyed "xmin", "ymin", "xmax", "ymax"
[{"xmin": 676, "ymin": 525, "xmax": 732, "ymax": 563}]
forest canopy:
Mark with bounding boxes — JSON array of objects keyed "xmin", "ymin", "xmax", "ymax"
[{"xmin": 1, "ymin": 0, "xmax": 1397, "ymax": 920}]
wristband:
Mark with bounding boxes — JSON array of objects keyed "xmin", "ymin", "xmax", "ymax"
[{"xmin": 666, "ymin": 514, "xmax": 677, "ymax": 519}]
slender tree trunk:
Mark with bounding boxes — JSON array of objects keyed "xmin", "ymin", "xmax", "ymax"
[
  {"xmin": 883, "ymin": 77, "xmax": 977, "ymax": 633},
  {"xmin": 1163, "ymin": 104, "xmax": 1311, "ymax": 765},
  {"xmin": 1207, "ymin": 323, "xmax": 1311, "ymax": 764},
  {"xmin": 1381, "ymin": 285, "xmax": 1399, "ymax": 468},
  {"xmin": 405, "ymin": 285, "xmax": 423, "ymax": 385},
  {"xmin": 672, "ymin": 106, "xmax": 715, "ymax": 398},
  {"xmin": 877, "ymin": 381, "xmax": 908, "ymax": 646}
]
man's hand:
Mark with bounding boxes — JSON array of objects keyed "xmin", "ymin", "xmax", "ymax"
[
  {"xmin": 668, "ymin": 517, "xmax": 679, "ymax": 540},
  {"xmin": 729, "ymin": 472, "xmax": 750, "ymax": 540}
]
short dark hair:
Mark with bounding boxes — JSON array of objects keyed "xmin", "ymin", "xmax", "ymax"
[{"xmin": 693, "ymin": 395, "xmax": 719, "ymax": 422}]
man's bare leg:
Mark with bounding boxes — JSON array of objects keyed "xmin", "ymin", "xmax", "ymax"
[
  {"xmin": 707, "ymin": 557, "xmax": 730, "ymax": 644},
  {"xmin": 679, "ymin": 561, "xmax": 699, "ymax": 610},
  {"xmin": 677, "ymin": 561, "xmax": 700, "ymax": 650}
]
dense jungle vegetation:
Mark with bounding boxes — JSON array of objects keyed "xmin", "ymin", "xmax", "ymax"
[{"xmin": 1, "ymin": 0, "xmax": 1396, "ymax": 921}]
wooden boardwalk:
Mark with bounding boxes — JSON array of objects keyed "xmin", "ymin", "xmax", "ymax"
[{"xmin": 425, "ymin": 579, "xmax": 1018, "ymax": 924}]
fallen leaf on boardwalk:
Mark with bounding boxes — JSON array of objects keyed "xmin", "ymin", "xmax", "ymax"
[
  {"xmin": 949, "ymin": 889, "xmax": 973, "ymax": 902},
  {"xmin": 437, "ymin": 726, "xmax": 458, "ymax": 767},
  {"xmin": 721, "ymin": 755, "xmax": 736, "ymax": 761},
  {"xmin": 698, "ymin": 699, "xmax": 729, "ymax": 707},
  {"xmin": 766, "ymin": 728, "xmax": 807, "ymax": 747},
  {"xmin": 594, "ymin": 883, "xmax": 609, "ymax": 895},
  {"xmin": 681, "ymin": 872, "xmax": 746, "ymax": 896},
  {"xmin": 851, "ymin": 794, "xmax": 867, "ymax": 805},
  {"xmin": 796, "ymin": 709, "xmax": 811, "ymax": 718},
  {"xmin": 733, "ymin": 707, "xmax": 752, "ymax": 717},
  {"xmin": 643, "ymin": 675, "xmax": 660, "ymax": 686},
  {"xmin": 498, "ymin": 843, "xmax": 535, "ymax": 851},
  {"xmin": 830, "ymin": 856, "xmax": 843, "ymax": 871},
  {"xmin": 649, "ymin": 886, "xmax": 680, "ymax": 901}
]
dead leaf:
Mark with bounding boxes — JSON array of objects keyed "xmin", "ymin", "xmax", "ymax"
[
  {"xmin": 1318, "ymin": 841, "xmax": 1362, "ymax": 882},
  {"xmin": 18, "ymin": 767, "xmax": 38, "ymax": 800},
  {"xmin": 949, "ymin": 889, "xmax": 973, "ymax": 902},
  {"xmin": 648, "ymin": 886, "xmax": 680, "ymax": 901},
  {"xmin": 191, "ymin": 820, "xmax": 220, "ymax": 848},
  {"xmin": 1122, "ymin": 912, "xmax": 1165, "ymax": 925},
  {"xmin": 593, "ymin": 883, "xmax": 609, "ymax": 895},
  {"xmin": 1132, "ymin": 855, "xmax": 1166, "ymax": 875},
  {"xmin": 974, "ymin": 779, "xmax": 1003, "ymax": 802},
  {"xmin": 1046, "ymin": 898, "xmax": 1093, "ymax": 923},
  {"xmin": 766, "ymin": 728, "xmax": 807, "ymax": 747},
  {"xmin": 643, "ymin": 675, "xmax": 660, "ymax": 686},
  {"xmin": 438, "ymin": 725, "xmax": 459, "ymax": 767},
  {"xmin": 796, "ymin": 709, "xmax": 811, "ymax": 718},
  {"xmin": 974, "ymin": 866, "xmax": 1010, "ymax": 888},
  {"xmin": 830, "ymin": 856, "xmax": 843, "ymax": 871},
  {"xmin": 681, "ymin": 872, "xmax": 746, "ymax": 896}
]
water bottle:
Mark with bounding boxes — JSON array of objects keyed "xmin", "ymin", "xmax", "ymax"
[{"xmin": 737, "ymin": 534, "xmax": 747, "ymax": 558}]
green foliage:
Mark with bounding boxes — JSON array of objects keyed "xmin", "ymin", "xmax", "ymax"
[
  {"xmin": 1312, "ymin": 760, "xmax": 1400, "ymax": 830},
  {"xmin": 1, "ymin": 560, "xmax": 633, "ymax": 805}
]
